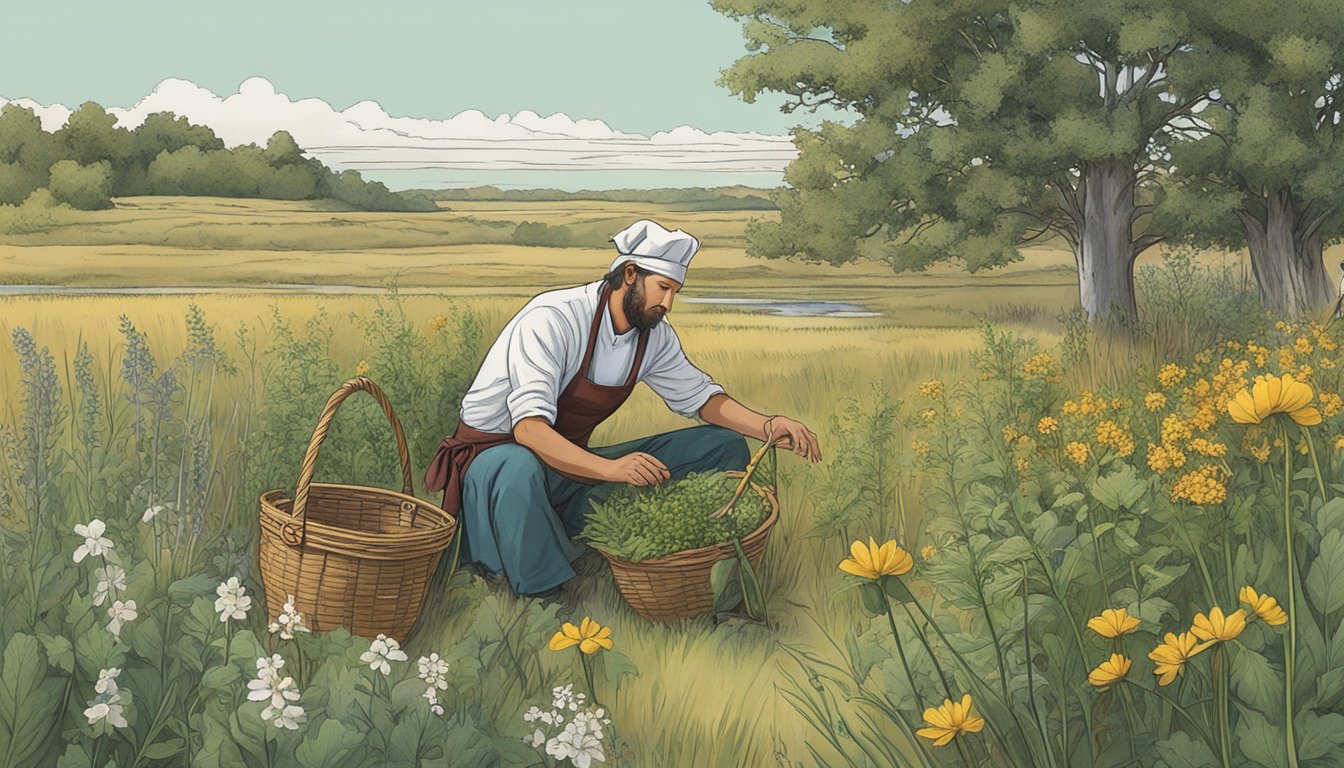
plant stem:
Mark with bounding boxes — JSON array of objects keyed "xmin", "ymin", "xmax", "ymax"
[
  {"xmin": 1281, "ymin": 424, "xmax": 1301, "ymax": 768},
  {"xmin": 1021, "ymin": 563, "xmax": 1058, "ymax": 768},
  {"xmin": 580, "ymin": 652, "xmax": 597, "ymax": 705},
  {"xmin": 883, "ymin": 598, "xmax": 925, "ymax": 712},
  {"xmin": 1121, "ymin": 680, "xmax": 1217, "ymax": 753}
]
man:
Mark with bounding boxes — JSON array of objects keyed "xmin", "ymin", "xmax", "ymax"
[{"xmin": 425, "ymin": 219, "xmax": 822, "ymax": 597}]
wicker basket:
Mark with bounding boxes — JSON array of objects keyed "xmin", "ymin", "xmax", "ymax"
[
  {"xmin": 258, "ymin": 377, "xmax": 456, "ymax": 643},
  {"xmin": 592, "ymin": 470, "xmax": 779, "ymax": 622}
]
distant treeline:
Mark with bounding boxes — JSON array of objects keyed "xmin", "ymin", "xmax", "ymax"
[
  {"xmin": 408, "ymin": 186, "xmax": 778, "ymax": 210},
  {"xmin": 0, "ymin": 103, "xmax": 437, "ymax": 212}
]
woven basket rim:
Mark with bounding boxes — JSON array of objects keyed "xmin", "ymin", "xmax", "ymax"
[
  {"xmin": 259, "ymin": 484, "xmax": 456, "ymax": 560},
  {"xmin": 589, "ymin": 477, "xmax": 778, "ymax": 572}
]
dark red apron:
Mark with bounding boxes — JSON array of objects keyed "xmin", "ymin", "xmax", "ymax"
[{"xmin": 424, "ymin": 284, "xmax": 650, "ymax": 516}]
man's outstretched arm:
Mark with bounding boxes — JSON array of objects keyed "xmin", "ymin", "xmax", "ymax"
[
  {"xmin": 697, "ymin": 393, "xmax": 822, "ymax": 463},
  {"xmin": 513, "ymin": 417, "xmax": 671, "ymax": 486}
]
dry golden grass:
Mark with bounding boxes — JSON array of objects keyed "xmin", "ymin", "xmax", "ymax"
[{"xmin": 0, "ymin": 195, "xmax": 1290, "ymax": 764}]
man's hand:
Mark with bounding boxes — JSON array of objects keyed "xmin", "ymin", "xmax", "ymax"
[
  {"xmin": 766, "ymin": 416, "xmax": 822, "ymax": 463},
  {"xmin": 604, "ymin": 452, "xmax": 671, "ymax": 486}
]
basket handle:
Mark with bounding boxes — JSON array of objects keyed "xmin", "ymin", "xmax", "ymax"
[{"xmin": 282, "ymin": 376, "xmax": 415, "ymax": 547}]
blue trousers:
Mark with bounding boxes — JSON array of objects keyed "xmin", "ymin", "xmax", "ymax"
[{"xmin": 459, "ymin": 425, "xmax": 750, "ymax": 594}]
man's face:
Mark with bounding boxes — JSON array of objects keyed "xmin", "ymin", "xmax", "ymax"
[{"xmin": 623, "ymin": 270, "xmax": 680, "ymax": 331}]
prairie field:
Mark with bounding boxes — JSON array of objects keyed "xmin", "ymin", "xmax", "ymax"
[{"xmin": 1, "ymin": 196, "xmax": 1338, "ymax": 768}]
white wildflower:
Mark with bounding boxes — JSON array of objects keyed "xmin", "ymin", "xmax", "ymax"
[
  {"xmin": 552, "ymin": 684, "xmax": 576, "ymax": 711},
  {"xmin": 141, "ymin": 504, "xmax": 167, "ymax": 524},
  {"xmin": 272, "ymin": 704, "xmax": 306, "ymax": 730},
  {"xmin": 256, "ymin": 654, "xmax": 286, "ymax": 680},
  {"xmin": 523, "ymin": 728, "xmax": 546, "ymax": 748},
  {"xmin": 548, "ymin": 715, "xmax": 606, "ymax": 768},
  {"xmin": 106, "ymin": 599, "xmax": 138, "ymax": 638},
  {"xmin": 422, "ymin": 686, "xmax": 445, "ymax": 716},
  {"xmin": 84, "ymin": 688, "xmax": 128, "ymax": 729},
  {"xmin": 247, "ymin": 672, "xmax": 300, "ymax": 721},
  {"xmin": 417, "ymin": 652, "xmax": 449, "ymax": 690},
  {"xmin": 73, "ymin": 519, "xmax": 114, "ymax": 563},
  {"xmin": 523, "ymin": 705, "xmax": 544, "ymax": 723},
  {"xmin": 359, "ymin": 633, "xmax": 408, "ymax": 676},
  {"xmin": 214, "ymin": 577, "xmax": 252, "ymax": 622},
  {"xmin": 94, "ymin": 564, "xmax": 126, "ymax": 607},
  {"xmin": 95, "ymin": 667, "xmax": 121, "ymax": 695},
  {"xmin": 269, "ymin": 594, "xmax": 309, "ymax": 640}
]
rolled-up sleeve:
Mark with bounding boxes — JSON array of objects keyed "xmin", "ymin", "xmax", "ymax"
[
  {"xmin": 641, "ymin": 325, "xmax": 725, "ymax": 418},
  {"xmin": 505, "ymin": 307, "xmax": 570, "ymax": 428}
]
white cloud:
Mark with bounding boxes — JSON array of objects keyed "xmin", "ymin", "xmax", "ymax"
[{"xmin": 0, "ymin": 77, "xmax": 797, "ymax": 175}]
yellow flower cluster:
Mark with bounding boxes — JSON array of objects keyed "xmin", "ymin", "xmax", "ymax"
[
  {"xmin": 1144, "ymin": 391, "xmax": 1167, "ymax": 411},
  {"xmin": 921, "ymin": 408, "xmax": 938, "ymax": 423},
  {"xmin": 1187, "ymin": 438, "xmax": 1227, "ymax": 458},
  {"xmin": 1095, "ymin": 420, "xmax": 1135, "ymax": 457},
  {"xmin": 354, "ymin": 360, "xmax": 370, "ymax": 376},
  {"xmin": 427, "ymin": 314, "xmax": 448, "ymax": 334},
  {"xmin": 919, "ymin": 380, "xmax": 944, "ymax": 398},
  {"xmin": 1022, "ymin": 352, "xmax": 1063, "ymax": 382},
  {"xmin": 1158, "ymin": 363, "xmax": 1187, "ymax": 388},
  {"xmin": 1146, "ymin": 443, "xmax": 1187, "ymax": 474},
  {"xmin": 1065, "ymin": 441, "xmax": 1089, "ymax": 465},
  {"xmin": 1160, "ymin": 414, "xmax": 1192, "ymax": 445},
  {"xmin": 911, "ymin": 439, "xmax": 931, "ymax": 457},
  {"xmin": 1062, "ymin": 391, "xmax": 1110, "ymax": 419},
  {"xmin": 1322, "ymin": 392, "xmax": 1343, "ymax": 418},
  {"xmin": 1002, "ymin": 424, "xmax": 1020, "ymax": 443},
  {"xmin": 1169, "ymin": 464, "xmax": 1228, "ymax": 506},
  {"xmin": 1037, "ymin": 416, "xmax": 1059, "ymax": 435}
]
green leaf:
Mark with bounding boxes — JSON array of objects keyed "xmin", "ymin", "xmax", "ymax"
[
  {"xmin": 0, "ymin": 633, "xmax": 61, "ymax": 767},
  {"xmin": 128, "ymin": 614, "xmax": 165, "ymax": 667},
  {"xmin": 1154, "ymin": 731, "xmax": 1218, "ymax": 768},
  {"xmin": 141, "ymin": 738, "xmax": 185, "ymax": 760},
  {"xmin": 168, "ymin": 573, "xmax": 217, "ymax": 607},
  {"xmin": 858, "ymin": 582, "xmax": 887, "ymax": 617},
  {"xmin": 879, "ymin": 575, "xmax": 915, "ymax": 603},
  {"xmin": 1296, "ymin": 711, "xmax": 1344, "ymax": 761},
  {"xmin": 594, "ymin": 648, "xmax": 639, "ymax": 695},
  {"xmin": 1091, "ymin": 463, "xmax": 1147, "ymax": 511},
  {"xmin": 710, "ymin": 557, "xmax": 742, "ymax": 614},
  {"xmin": 1231, "ymin": 649, "xmax": 1282, "ymax": 714},
  {"xmin": 36, "ymin": 633, "xmax": 73, "ymax": 675},
  {"xmin": 296, "ymin": 718, "xmax": 363, "ymax": 768},
  {"xmin": 201, "ymin": 665, "xmax": 242, "ymax": 691},
  {"xmin": 56, "ymin": 742, "xmax": 92, "ymax": 768},
  {"xmin": 732, "ymin": 540, "xmax": 767, "ymax": 621},
  {"xmin": 1235, "ymin": 708, "xmax": 1283, "ymax": 768},
  {"xmin": 1307, "ymin": 529, "xmax": 1344, "ymax": 615}
]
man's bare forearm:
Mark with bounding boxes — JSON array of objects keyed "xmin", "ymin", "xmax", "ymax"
[
  {"xmin": 512, "ymin": 417, "xmax": 610, "ymax": 482},
  {"xmin": 697, "ymin": 393, "xmax": 770, "ymax": 440}
]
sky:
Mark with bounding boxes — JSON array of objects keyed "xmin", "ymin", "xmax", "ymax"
[{"xmin": 0, "ymin": 1, "xmax": 846, "ymax": 189}]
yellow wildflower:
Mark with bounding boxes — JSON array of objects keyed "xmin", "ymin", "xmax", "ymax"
[
  {"xmin": 354, "ymin": 360, "xmax": 370, "ymax": 376},
  {"xmin": 1169, "ymin": 465, "xmax": 1228, "ymax": 505},
  {"xmin": 1062, "ymin": 400, "xmax": 1081, "ymax": 417},
  {"xmin": 911, "ymin": 439, "xmax": 931, "ymax": 457},
  {"xmin": 916, "ymin": 694, "xmax": 985, "ymax": 747},
  {"xmin": 1190, "ymin": 607, "xmax": 1248, "ymax": 644},
  {"xmin": 1335, "ymin": 436, "xmax": 1344, "ymax": 450},
  {"xmin": 1087, "ymin": 608, "xmax": 1141, "ymax": 639},
  {"xmin": 1065, "ymin": 442, "xmax": 1089, "ymax": 465},
  {"xmin": 1227, "ymin": 374, "xmax": 1322, "ymax": 426},
  {"xmin": 548, "ymin": 617, "xmax": 613, "ymax": 655},
  {"xmin": 1146, "ymin": 443, "xmax": 1187, "ymax": 474},
  {"xmin": 1321, "ymin": 392, "xmax": 1342, "ymax": 418},
  {"xmin": 427, "ymin": 314, "xmax": 448, "ymax": 334},
  {"xmin": 1158, "ymin": 364, "xmax": 1187, "ymax": 388},
  {"xmin": 1145, "ymin": 391, "xmax": 1167, "ymax": 411},
  {"xmin": 1161, "ymin": 415, "xmax": 1193, "ymax": 446},
  {"xmin": 1095, "ymin": 420, "xmax": 1135, "ymax": 457},
  {"xmin": 1023, "ymin": 352, "xmax": 1061, "ymax": 381},
  {"xmin": 1239, "ymin": 586, "xmax": 1288, "ymax": 626},
  {"xmin": 839, "ymin": 538, "xmax": 914, "ymax": 580},
  {"xmin": 1037, "ymin": 417, "xmax": 1059, "ymax": 435},
  {"xmin": 919, "ymin": 380, "xmax": 944, "ymax": 398},
  {"xmin": 1014, "ymin": 456, "xmax": 1031, "ymax": 473},
  {"xmin": 1188, "ymin": 438, "xmax": 1227, "ymax": 458},
  {"xmin": 921, "ymin": 408, "xmax": 938, "ymax": 423},
  {"xmin": 1148, "ymin": 632, "xmax": 1212, "ymax": 686},
  {"xmin": 1088, "ymin": 654, "xmax": 1132, "ymax": 692},
  {"xmin": 1002, "ymin": 424, "xmax": 1020, "ymax": 443},
  {"xmin": 921, "ymin": 545, "xmax": 937, "ymax": 560},
  {"xmin": 1296, "ymin": 337, "xmax": 1314, "ymax": 355},
  {"xmin": 1248, "ymin": 438, "xmax": 1272, "ymax": 462}
]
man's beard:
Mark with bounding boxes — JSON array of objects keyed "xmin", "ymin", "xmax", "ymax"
[{"xmin": 622, "ymin": 276, "xmax": 666, "ymax": 331}]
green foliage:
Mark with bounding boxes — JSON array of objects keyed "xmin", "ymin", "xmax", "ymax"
[
  {"xmin": 0, "ymin": 188, "xmax": 72, "ymax": 235},
  {"xmin": 47, "ymin": 159, "xmax": 113, "ymax": 210},
  {"xmin": 413, "ymin": 185, "xmax": 777, "ymax": 210},
  {"xmin": 581, "ymin": 471, "xmax": 770, "ymax": 561},
  {"xmin": 511, "ymin": 220, "xmax": 575, "ymax": 247}
]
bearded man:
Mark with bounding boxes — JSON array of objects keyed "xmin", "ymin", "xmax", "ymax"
[{"xmin": 425, "ymin": 219, "xmax": 821, "ymax": 596}]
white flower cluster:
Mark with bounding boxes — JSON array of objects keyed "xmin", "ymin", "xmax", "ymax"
[
  {"xmin": 72, "ymin": 519, "xmax": 137, "ymax": 638},
  {"xmin": 84, "ymin": 667, "xmax": 128, "ymax": 731},
  {"xmin": 246, "ymin": 654, "xmax": 306, "ymax": 730},
  {"xmin": 214, "ymin": 577, "xmax": 252, "ymax": 623},
  {"xmin": 359, "ymin": 634, "xmax": 408, "ymax": 676},
  {"xmin": 522, "ymin": 686, "xmax": 611, "ymax": 768},
  {"xmin": 417, "ymin": 653, "xmax": 449, "ymax": 716},
  {"xmin": 268, "ymin": 594, "xmax": 309, "ymax": 640}
]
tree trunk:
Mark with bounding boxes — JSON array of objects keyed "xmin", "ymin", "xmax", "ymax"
[
  {"xmin": 1074, "ymin": 160, "xmax": 1140, "ymax": 326},
  {"xmin": 1237, "ymin": 186, "xmax": 1333, "ymax": 318}
]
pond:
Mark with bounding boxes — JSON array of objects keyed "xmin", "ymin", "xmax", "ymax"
[{"xmin": 681, "ymin": 297, "xmax": 881, "ymax": 318}]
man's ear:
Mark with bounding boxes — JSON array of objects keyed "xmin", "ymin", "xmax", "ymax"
[{"xmin": 623, "ymin": 263, "xmax": 638, "ymax": 286}]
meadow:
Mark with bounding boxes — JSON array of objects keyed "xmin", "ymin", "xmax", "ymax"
[{"xmin": 0, "ymin": 196, "xmax": 1338, "ymax": 767}]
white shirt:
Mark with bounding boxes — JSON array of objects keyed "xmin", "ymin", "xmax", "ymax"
[{"xmin": 458, "ymin": 280, "xmax": 725, "ymax": 433}]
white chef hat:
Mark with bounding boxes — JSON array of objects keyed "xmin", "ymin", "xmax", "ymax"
[{"xmin": 609, "ymin": 219, "xmax": 700, "ymax": 285}]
